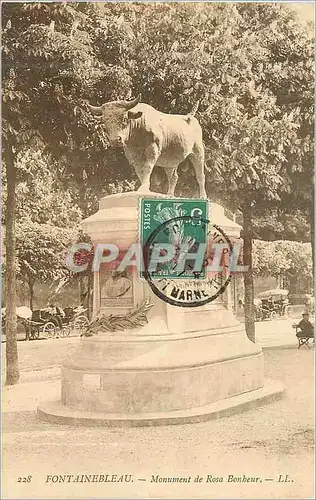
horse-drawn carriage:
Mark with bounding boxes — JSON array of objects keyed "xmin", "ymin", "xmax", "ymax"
[
  {"xmin": 1, "ymin": 305, "xmax": 89, "ymax": 340},
  {"xmin": 1, "ymin": 306, "xmax": 54, "ymax": 339},
  {"xmin": 254, "ymin": 289, "xmax": 291, "ymax": 322}
]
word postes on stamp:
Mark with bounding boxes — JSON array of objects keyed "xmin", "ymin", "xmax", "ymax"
[{"xmin": 140, "ymin": 198, "xmax": 209, "ymax": 280}]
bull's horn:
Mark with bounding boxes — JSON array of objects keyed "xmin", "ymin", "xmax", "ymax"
[
  {"xmin": 119, "ymin": 94, "xmax": 141, "ymax": 110},
  {"xmin": 86, "ymin": 103, "xmax": 103, "ymax": 115}
]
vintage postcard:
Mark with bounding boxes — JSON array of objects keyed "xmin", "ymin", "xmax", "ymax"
[{"xmin": 1, "ymin": 1, "xmax": 314, "ymax": 500}]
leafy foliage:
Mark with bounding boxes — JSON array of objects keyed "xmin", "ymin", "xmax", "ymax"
[
  {"xmin": 253, "ymin": 239, "xmax": 313, "ymax": 295},
  {"xmin": 2, "ymin": 148, "xmax": 82, "ymax": 225},
  {"xmin": 84, "ymin": 299, "xmax": 153, "ymax": 336},
  {"xmin": 15, "ymin": 220, "xmax": 76, "ymax": 284},
  {"xmin": 2, "ymin": 2, "xmax": 137, "ymax": 191},
  {"xmin": 2, "ymin": 148, "xmax": 81, "ymax": 295},
  {"xmin": 2, "ymin": 2, "xmax": 313, "ymax": 345},
  {"xmin": 252, "ymin": 210, "xmax": 311, "ymax": 242},
  {"xmin": 3, "ymin": 2, "xmax": 313, "ymax": 207}
]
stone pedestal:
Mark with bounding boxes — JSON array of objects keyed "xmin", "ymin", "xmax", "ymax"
[{"xmin": 38, "ymin": 192, "xmax": 284, "ymax": 426}]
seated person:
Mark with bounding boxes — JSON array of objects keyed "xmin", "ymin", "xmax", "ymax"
[
  {"xmin": 267, "ymin": 296, "xmax": 275, "ymax": 310},
  {"xmin": 43, "ymin": 304, "xmax": 63, "ymax": 329},
  {"xmin": 297, "ymin": 313, "xmax": 314, "ymax": 338}
]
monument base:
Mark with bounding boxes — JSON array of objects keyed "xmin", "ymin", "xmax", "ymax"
[
  {"xmin": 38, "ymin": 320, "xmax": 284, "ymax": 426},
  {"xmin": 37, "ymin": 191, "xmax": 284, "ymax": 426},
  {"xmin": 38, "ymin": 379, "xmax": 284, "ymax": 427}
]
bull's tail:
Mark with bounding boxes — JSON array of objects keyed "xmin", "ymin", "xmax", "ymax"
[{"xmin": 189, "ymin": 100, "xmax": 200, "ymax": 116}]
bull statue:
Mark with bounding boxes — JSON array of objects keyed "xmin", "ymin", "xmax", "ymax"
[{"xmin": 87, "ymin": 95, "xmax": 207, "ymax": 198}]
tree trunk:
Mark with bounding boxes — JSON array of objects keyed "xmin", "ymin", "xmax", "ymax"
[
  {"xmin": 79, "ymin": 275, "xmax": 85, "ymax": 305},
  {"xmin": 28, "ymin": 278, "xmax": 34, "ymax": 310},
  {"xmin": 242, "ymin": 200, "xmax": 255, "ymax": 343},
  {"xmin": 5, "ymin": 145, "xmax": 20, "ymax": 385},
  {"xmin": 310, "ymin": 205, "xmax": 314, "ymax": 278},
  {"xmin": 87, "ymin": 272, "xmax": 93, "ymax": 320}
]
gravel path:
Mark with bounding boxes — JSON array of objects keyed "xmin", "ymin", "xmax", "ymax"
[
  {"xmin": 2, "ymin": 348, "xmax": 314, "ymax": 499},
  {"xmin": 1, "ymin": 336, "xmax": 80, "ymax": 378},
  {"xmin": 1, "ymin": 318, "xmax": 299, "ymax": 379}
]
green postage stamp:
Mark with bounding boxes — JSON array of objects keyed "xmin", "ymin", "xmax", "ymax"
[{"xmin": 140, "ymin": 198, "xmax": 209, "ymax": 280}]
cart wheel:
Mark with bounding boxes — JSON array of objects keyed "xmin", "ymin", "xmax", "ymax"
[
  {"xmin": 61, "ymin": 325, "xmax": 71, "ymax": 337},
  {"xmin": 43, "ymin": 322, "xmax": 56, "ymax": 338},
  {"xmin": 32, "ymin": 328, "xmax": 40, "ymax": 340},
  {"xmin": 73, "ymin": 315, "xmax": 89, "ymax": 335},
  {"xmin": 270, "ymin": 311, "xmax": 277, "ymax": 321}
]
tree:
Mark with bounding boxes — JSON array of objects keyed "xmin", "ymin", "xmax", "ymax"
[
  {"xmin": 3, "ymin": 140, "xmax": 19, "ymax": 384},
  {"xmin": 253, "ymin": 240, "xmax": 313, "ymax": 296},
  {"xmin": 15, "ymin": 222, "xmax": 77, "ymax": 309},
  {"xmin": 247, "ymin": 3, "xmax": 314, "ymax": 270},
  {"xmin": 2, "ymin": 3, "xmax": 134, "ymax": 383},
  {"xmin": 2, "ymin": 2, "xmax": 313, "ymax": 383},
  {"xmin": 252, "ymin": 210, "xmax": 311, "ymax": 242},
  {"xmin": 2, "ymin": 3, "xmax": 98, "ymax": 384},
  {"xmin": 114, "ymin": 2, "xmax": 313, "ymax": 341},
  {"xmin": 2, "ymin": 148, "xmax": 81, "ymax": 309}
]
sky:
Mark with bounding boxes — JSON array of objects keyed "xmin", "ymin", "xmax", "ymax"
[{"xmin": 287, "ymin": 2, "xmax": 314, "ymax": 23}]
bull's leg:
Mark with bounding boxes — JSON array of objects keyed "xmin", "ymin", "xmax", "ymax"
[
  {"xmin": 165, "ymin": 167, "xmax": 179, "ymax": 196},
  {"xmin": 137, "ymin": 162, "xmax": 155, "ymax": 193},
  {"xmin": 190, "ymin": 146, "xmax": 207, "ymax": 198},
  {"xmin": 133, "ymin": 164, "xmax": 143, "ymax": 187},
  {"xmin": 137, "ymin": 143, "xmax": 160, "ymax": 193}
]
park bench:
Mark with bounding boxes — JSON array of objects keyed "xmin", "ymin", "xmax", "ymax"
[{"xmin": 292, "ymin": 324, "xmax": 315, "ymax": 349}]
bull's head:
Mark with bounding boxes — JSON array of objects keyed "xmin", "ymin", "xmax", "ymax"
[{"xmin": 86, "ymin": 94, "xmax": 142, "ymax": 147}]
